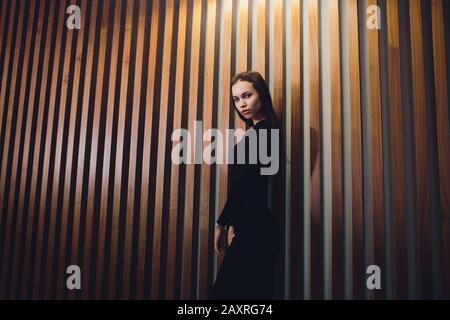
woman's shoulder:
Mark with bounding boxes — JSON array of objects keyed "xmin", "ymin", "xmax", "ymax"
[{"xmin": 253, "ymin": 117, "xmax": 273, "ymax": 130}]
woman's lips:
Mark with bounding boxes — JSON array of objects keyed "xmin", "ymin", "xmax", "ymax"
[{"xmin": 241, "ymin": 110, "xmax": 251, "ymax": 115}]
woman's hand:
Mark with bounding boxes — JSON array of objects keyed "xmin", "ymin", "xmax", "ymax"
[
  {"xmin": 227, "ymin": 226, "xmax": 235, "ymax": 246},
  {"xmin": 214, "ymin": 224, "xmax": 225, "ymax": 256}
]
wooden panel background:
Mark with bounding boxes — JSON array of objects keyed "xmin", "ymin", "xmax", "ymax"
[{"xmin": 0, "ymin": 0, "xmax": 449, "ymax": 299}]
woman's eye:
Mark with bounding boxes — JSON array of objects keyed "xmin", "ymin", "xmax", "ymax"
[{"xmin": 244, "ymin": 93, "xmax": 251, "ymax": 98}]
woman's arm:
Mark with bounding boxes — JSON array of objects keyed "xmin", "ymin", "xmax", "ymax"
[{"xmin": 214, "ymin": 223, "xmax": 225, "ymax": 256}]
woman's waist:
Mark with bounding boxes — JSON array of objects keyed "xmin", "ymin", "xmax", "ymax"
[
  {"xmin": 233, "ymin": 216, "xmax": 281, "ymax": 241},
  {"xmin": 231, "ymin": 206, "xmax": 279, "ymax": 228}
]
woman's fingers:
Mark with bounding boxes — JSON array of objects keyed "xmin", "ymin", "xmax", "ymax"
[
  {"xmin": 227, "ymin": 226, "xmax": 235, "ymax": 246},
  {"xmin": 214, "ymin": 224, "xmax": 225, "ymax": 256}
]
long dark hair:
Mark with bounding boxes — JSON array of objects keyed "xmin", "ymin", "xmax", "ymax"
[
  {"xmin": 230, "ymin": 70, "xmax": 289, "ymax": 167},
  {"xmin": 230, "ymin": 71, "xmax": 280, "ymax": 129}
]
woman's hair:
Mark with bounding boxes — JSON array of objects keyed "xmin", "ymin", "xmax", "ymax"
[
  {"xmin": 230, "ymin": 70, "xmax": 280, "ymax": 130},
  {"xmin": 230, "ymin": 70, "xmax": 290, "ymax": 166}
]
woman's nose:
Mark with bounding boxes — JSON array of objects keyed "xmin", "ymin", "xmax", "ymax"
[{"xmin": 238, "ymin": 101, "xmax": 246, "ymax": 109}]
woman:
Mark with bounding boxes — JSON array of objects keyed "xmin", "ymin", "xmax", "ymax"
[{"xmin": 209, "ymin": 70, "xmax": 281, "ymax": 300}]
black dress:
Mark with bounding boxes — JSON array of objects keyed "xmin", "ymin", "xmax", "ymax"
[{"xmin": 209, "ymin": 118, "xmax": 281, "ymax": 300}]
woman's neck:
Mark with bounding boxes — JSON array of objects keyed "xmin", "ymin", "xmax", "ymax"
[{"xmin": 252, "ymin": 116, "xmax": 266, "ymax": 126}]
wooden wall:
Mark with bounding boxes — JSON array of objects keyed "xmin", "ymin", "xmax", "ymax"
[{"xmin": 0, "ymin": 0, "xmax": 449, "ymax": 299}]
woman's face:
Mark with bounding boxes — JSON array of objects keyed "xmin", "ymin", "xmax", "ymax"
[{"xmin": 232, "ymin": 80, "xmax": 264, "ymax": 121}]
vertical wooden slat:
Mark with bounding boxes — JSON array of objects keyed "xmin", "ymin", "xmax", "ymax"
[
  {"xmin": 161, "ymin": 0, "xmax": 181, "ymax": 298},
  {"xmin": 181, "ymin": 0, "xmax": 202, "ymax": 299},
  {"xmin": 237, "ymin": 0, "xmax": 248, "ymax": 74},
  {"xmin": 55, "ymin": 0, "xmax": 88, "ymax": 299},
  {"xmin": 166, "ymin": 0, "xmax": 187, "ymax": 300},
  {"xmin": 348, "ymin": 0, "xmax": 364, "ymax": 299},
  {"xmin": 431, "ymin": 0, "xmax": 450, "ymax": 299},
  {"xmin": 419, "ymin": 0, "xmax": 442, "ymax": 298},
  {"xmin": 0, "ymin": 0, "xmax": 11, "ymax": 290},
  {"xmin": 379, "ymin": 0, "xmax": 395, "ymax": 298},
  {"xmin": 68, "ymin": 0, "xmax": 100, "ymax": 300},
  {"xmin": 367, "ymin": 0, "xmax": 385, "ymax": 300},
  {"xmin": 20, "ymin": 0, "xmax": 57, "ymax": 298},
  {"xmin": 151, "ymin": 0, "xmax": 174, "ymax": 299},
  {"xmin": 301, "ymin": 0, "xmax": 311, "ymax": 299},
  {"xmin": 1, "ymin": 0, "xmax": 35, "ymax": 298},
  {"xmin": 94, "ymin": 0, "xmax": 122, "ymax": 299},
  {"xmin": 197, "ymin": 0, "xmax": 216, "ymax": 300},
  {"xmin": 272, "ymin": 0, "xmax": 285, "ymax": 299},
  {"xmin": 386, "ymin": 0, "xmax": 407, "ymax": 299},
  {"xmin": 121, "ymin": 0, "xmax": 146, "ymax": 300},
  {"xmin": 0, "ymin": 0, "xmax": 11, "ymax": 96},
  {"xmin": 338, "ymin": 0, "xmax": 353, "ymax": 299},
  {"xmin": 308, "ymin": 0, "xmax": 322, "ymax": 300},
  {"xmin": 108, "ymin": 0, "xmax": 133, "ymax": 299},
  {"xmin": 135, "ymin": 0, "xmax": 159, "ymax": 300},
  {"xmin": 319, "ymin": 0, "xmax": 333, "ymax": 300},
  {"xmin": 288, "ymin": 0, "xmax": 302, "ymax": 299},
  {"xmin": 80, "ymin": 0, "xmax": 111, "ymax": 300},
  {"xmin": 358, "ymin": 0, "xmax": 374, "ymax": 300},
  {"xmin": 0, "ymin": 0, "xmax": 18, "ymax": 161},
  {"xmin": 399, "ymin": 0, "xmax": 420, "ymax": 299},
  {"xmin": 10, "ymin": 0, "xmax": 47, "ymax": 299},
  {"xmin": 37, "ymin": 0, "xmax": 75, "ymax": 299},
  {"xmin": 409, "ymin": 0, "xmax": 431, "ymax": 299},
  {"xmin": 0, "ymin": 0, "xmax": 8, "ymax": 60},
  {"xmin": 284, "ymin": 0, "xmax": 292, "ymax": 298},
  {"xmin": 0, "ymin": 2, "xmax": 25, "ymax": 267},
  {"xmin": 253, "ymin": 0, "xmax": 266, "ymax": 74},
  {"xmin": 234, "ymin": 0, "xmax": 248, "ymax": 133},
  {"xmin": 29, "ymin": 0, "xmax": 66, "ymax": 299},
  {"xmin": 329, "ymin": 0, "xmax": 343, "ymax": 300},
  {"xmin": 215, "ymin": 0, "xmax": 232, "ymax": 291}
]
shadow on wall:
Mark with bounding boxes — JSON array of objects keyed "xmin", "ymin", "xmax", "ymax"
[{"xmin": 273, "ymin": 127, "xmax": 319, "ymax": 299}]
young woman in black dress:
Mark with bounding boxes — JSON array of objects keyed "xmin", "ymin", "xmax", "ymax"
[{"xmin": 210, "ymin": 70, "xmax": 282, "ymax": 300}]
